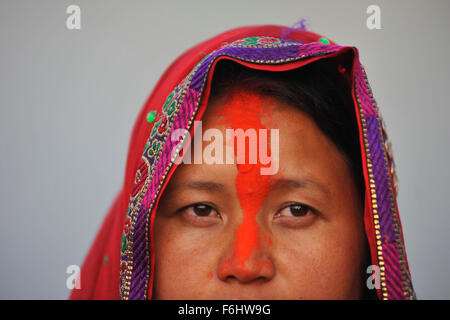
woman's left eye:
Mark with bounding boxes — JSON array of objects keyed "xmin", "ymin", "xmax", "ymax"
[{"xmin": 276, "ymin": 203, "xmax": 312, "ymax": 218}]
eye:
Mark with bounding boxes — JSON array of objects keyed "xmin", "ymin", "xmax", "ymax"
[
  {"xmin": 276, "ymin": 203, "xmax": 312, "ymax": 218},
  {"xmin": 178, "ymin": 203, "xmax": 222, "ymax": 227},
  {"xmin": 183, "ymin": 203, "xmax": 221, "ymax": 218}
]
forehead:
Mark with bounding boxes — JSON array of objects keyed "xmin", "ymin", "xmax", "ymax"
[
  {"xmin": 205, "ymin": 89, "xmax": 277, "ymax": 127},
  {"xmin": 204, "ymin": 89, "xmax": 336, "ymax": 152},
  {"xmin": 170, "ymin": 89, "xmax": 351, "ymax": 189}
]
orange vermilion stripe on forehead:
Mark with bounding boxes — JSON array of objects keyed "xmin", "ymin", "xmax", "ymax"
[{"xmin": 218, "ymin": 89, "xmax": 273, "ymax": 267}]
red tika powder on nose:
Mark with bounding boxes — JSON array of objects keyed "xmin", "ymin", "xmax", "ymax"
[{"xmin": 218, "ymin": 90, "xmax": 272, "ymax": 267}]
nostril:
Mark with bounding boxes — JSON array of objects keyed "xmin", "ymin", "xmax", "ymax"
[
  {"xmin": 218, "ymin": 258, "xmax": 275, "ymax": 284},
  {"xmin": 225, "ymin": 274, "xmax": 268, "ymax": 284}
]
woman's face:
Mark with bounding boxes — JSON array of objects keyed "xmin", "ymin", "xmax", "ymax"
[{"xmin": 152, "ymin": 89, "xmax": 366, "ymax": 299}]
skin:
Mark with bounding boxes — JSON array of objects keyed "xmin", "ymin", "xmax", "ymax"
[{"xmin": 152, "ymin": 89, "xmax": 366, "ymax": 299}]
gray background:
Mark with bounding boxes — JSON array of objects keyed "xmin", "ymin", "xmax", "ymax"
[{"xmin": 1, "ymin": 0, "xmax": 449, "ymax": 299}]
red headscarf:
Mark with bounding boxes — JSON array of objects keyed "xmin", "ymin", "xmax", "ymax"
[{"xmin": 70, "ymin": 24, "xmax": 414, "ymax": 300}]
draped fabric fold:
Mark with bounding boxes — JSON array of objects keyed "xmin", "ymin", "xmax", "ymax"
[{"xmin": 70, "ymin": 25, "xmax": 415, "ymax": 300}]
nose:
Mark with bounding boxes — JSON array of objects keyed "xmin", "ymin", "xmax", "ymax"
[{"xmin": 218, "ymin": 246, "xmax": 275, "ymax": 284}]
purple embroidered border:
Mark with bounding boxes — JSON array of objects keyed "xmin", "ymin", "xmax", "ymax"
[
  {"xmin": 355, "ymin": 62, "xmax": 414, "ymax": 299},
  {"xmin": 120, "ymin": 37, "xmax": 414, "ymax": 300}
]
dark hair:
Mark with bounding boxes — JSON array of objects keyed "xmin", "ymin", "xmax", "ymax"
[{"xmin": 209, "ymin": 59, "xmax": 364, "ymax": 201}]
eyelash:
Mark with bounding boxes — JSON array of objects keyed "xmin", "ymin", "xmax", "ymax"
[
  {"xmin": 274, "ymin": 203, "xmax": 315, "ymax": 218},
  {"xmin": 180, "ymin": 203, "xmax": 221, "ymax": 219}
]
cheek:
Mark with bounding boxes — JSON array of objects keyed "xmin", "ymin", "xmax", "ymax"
[
  {"xmin": 273, "ymin": 221, "xmax": 365, "ymax": 299},
  {"xmin": 152, "ymin": 219, "xmax": 223, "ymax": 298},
  {"xmin": 273, "ymin": 229, "xmax": 331, "ymax": 292}
]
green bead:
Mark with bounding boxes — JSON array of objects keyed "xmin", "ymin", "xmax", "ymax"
[
  {"xmin": 146, "ymin": 110, "xmax": 157, "ymax": 123},
  {"xmin": 318, "ymin": 37, "xmax": 330, "ymax": 45}
]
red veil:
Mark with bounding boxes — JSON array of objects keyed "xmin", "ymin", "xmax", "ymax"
[{"xmin": 70, "ymin": 25, "xmax": 415, "ymax": 300}]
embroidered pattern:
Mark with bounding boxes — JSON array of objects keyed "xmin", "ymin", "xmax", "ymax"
[
  {"xmin": 119, "ymin": 37, "xmax": 415, "ymax": 300},
  {"xmin": 229, "ymin": 36, "xmax": 303, "ymax": 47}
]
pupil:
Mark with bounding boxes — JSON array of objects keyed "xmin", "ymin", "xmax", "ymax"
[
  {"xmin": 290, "ymin": 204, "xmax": 308, "ymax": 216},
  {"xmin": 194, "ymin": 204, "xmax": 211, "ymax": 216}
]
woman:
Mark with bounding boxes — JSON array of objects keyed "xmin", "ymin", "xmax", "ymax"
[{"xmin": 70, "ymin": 24, "xmax": 415, "ymax": 300}]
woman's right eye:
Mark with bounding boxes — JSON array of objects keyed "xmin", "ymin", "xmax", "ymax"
[{"xmin": 183, "ymin": 203, "xmax": 220, "ymax": 218}]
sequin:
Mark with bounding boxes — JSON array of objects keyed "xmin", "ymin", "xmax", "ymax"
[
  {"xmin": 146, "ymin": 110, "xmax": 157, "ymax": 123},
  {"xmin": 318, "ymin": 37, "xmax": 330, "ymax": 45}
]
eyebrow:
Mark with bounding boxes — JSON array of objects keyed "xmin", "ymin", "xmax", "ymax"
[
  {"xmin": 171, "ymin": 181, "xmax": 226, "ymax": 193},
  {"xmin": 169, "ymin": 178, "xmax": 330, "ymax": 198},
  {"xmin": 270, "ymin": 178, "xmax": 331, "ymax": 197}
]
